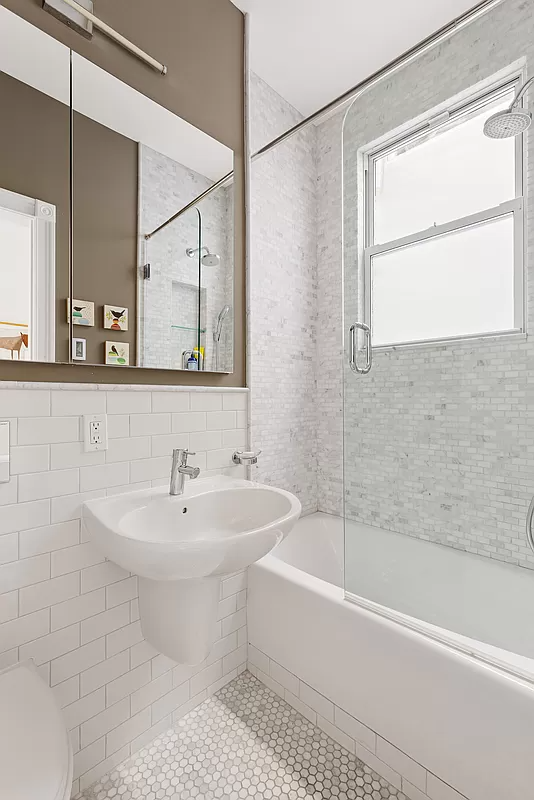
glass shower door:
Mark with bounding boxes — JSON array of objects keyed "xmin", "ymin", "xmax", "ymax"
[
  {"xmin": 341, "ymin": 71, "xmax": 534, "ymax": 671},
  {"xmin": 139, "ymin": 207, "xmax": 203, "ymax": 370}
]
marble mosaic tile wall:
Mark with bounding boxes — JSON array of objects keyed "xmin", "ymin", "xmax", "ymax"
[
  {"xmin": 249, "ymin": 73, "xmax": 318, "ymax": 515},
  {"xmin": 139, "ymin": 146, "xmax": 232, "ymax": 372},
  {"xmin": 0, "ymin": 384, "xmax": 248, "ymax": 795},
  {"xmin": 316, "ymin": 112, "xmax": 344, "ymax": 517},
  {"xmin": 316, "ymin": 0, "xmax": 534, "ymax": 569}
]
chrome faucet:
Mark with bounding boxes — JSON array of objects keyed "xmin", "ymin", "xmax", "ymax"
[{"xmin": 170, "ymin": 449, "xmax": 200, "ymax": 496}]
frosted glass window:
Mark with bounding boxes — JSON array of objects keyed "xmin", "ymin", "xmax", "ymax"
[
  {"xmin": 370, "ymin": 214, "xmax": 516, "ymax": 346},
  {"xmin": 373, "ymin": 91, "xmax": 517, "ymax": 245}
]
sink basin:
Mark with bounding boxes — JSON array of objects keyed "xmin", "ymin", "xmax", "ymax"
[
  {"xmin": 83, "ymin": 476, "xmax": 301, "ymax": 664},
  {"xmin": 84, "ymin": 476, "xmax": 300, "ymax": 581}
]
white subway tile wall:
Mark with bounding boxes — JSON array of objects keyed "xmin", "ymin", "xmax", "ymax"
[
  {"xmin": 0, "ymin": 385, "xmax": 248, "ymax": 795},
  {"xmin": 248, "ymin": 647, "xmax": 469, "ymax": 800}
]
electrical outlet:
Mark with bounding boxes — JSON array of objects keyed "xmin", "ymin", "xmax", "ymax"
[{"xmin": 83, "ymin": 414, "xmax": 108, "ymax": 452}]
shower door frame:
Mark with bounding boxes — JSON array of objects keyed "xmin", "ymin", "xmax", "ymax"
[{"xmin": 341, "ymin": 68, "xmax": 531, "ymax": 684}]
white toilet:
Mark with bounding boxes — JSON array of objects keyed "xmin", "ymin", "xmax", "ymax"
[{"xmin": 0, "ymin": 661, "xmax": 73, "ymax": 799}]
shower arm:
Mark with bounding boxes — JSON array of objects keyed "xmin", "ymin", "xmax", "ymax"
[
  {"xmin": 511, "ymin": 76, "xmax": 534, "ymax": 109},
  {"xmin": 186, "ymin": 246, "xmax": 209, "ymax": 258}
]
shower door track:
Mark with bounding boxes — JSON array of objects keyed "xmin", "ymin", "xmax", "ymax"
[{"xmin": 345, "ymin": 591, "xmax": 534, "ymax": 688}]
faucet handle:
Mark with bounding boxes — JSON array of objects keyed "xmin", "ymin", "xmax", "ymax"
[{"xmin": 172, "ymin": 448, "xmax": 196, "ymax": 465}]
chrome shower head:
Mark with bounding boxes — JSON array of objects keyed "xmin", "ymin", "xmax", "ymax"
[
  {"xmin": 484, "ymin": 76, "xmax": 534, "ymax": 139},
  {"xmin": 186, "ymin": 246, "xmax": 221, "ymax": 267},
  {"xmin": 483, "ymin": 108, "xmax": 532, "ymax": 139}
]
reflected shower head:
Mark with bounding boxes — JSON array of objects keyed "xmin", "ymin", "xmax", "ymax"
[
  {"xmin": 202, "ymin": 252, "xmax": 221, "ymax": 267},
  {"xmin": 484, "ymin": 76, "xmax": 534, "ymax": 139},
  {"xmin": 186, "ymin": 246, "xmax": 221, "ymax": 267},
  {"xmin": 483, "ymin": 108, "xmax": 532, "ymax": 139}
]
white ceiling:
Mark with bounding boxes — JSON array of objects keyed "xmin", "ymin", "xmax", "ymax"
[{"xmin": 232, "ymin": 0, "xmax": 483, "ymax": 116}]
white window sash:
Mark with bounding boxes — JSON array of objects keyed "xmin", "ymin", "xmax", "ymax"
[
  {"xmin": 363, "ymin": 77, "xmax": 524, "ymax": 249},
  {"xmin": 363, "ymin": 197, "xmax": 525, "ymax": 349}
]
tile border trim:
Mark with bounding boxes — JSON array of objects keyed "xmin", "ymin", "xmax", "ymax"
[{"xmin": 0, "ymin": 382, "xmax": 249, "ymax": 394}]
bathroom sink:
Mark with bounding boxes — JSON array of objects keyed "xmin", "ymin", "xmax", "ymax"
[
  {"xmin": 82, "ymin": 476, "xmax": 301, "ymax": 664},
  {"xmin": 83, "ymin": 475, "xmax": 301, "ymax": 580}
]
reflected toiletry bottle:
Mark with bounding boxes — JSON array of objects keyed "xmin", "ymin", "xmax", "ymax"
[{"xmin": 187, "ymin": 353, "xmax": 198, "ymax": 371}]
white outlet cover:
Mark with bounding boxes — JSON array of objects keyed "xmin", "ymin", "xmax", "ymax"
[{"xmin": 83, "ymin": 414, "xmax": 108, "ymax": 452}]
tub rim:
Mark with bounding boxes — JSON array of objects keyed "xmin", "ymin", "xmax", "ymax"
[{"xmin": 258, "ymin": 537, "xmax": 534, "ymax": 689}]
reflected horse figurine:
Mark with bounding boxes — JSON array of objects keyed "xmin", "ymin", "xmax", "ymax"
[{"xmin": 0, "ymin": 332, "xmax": 28, "ymax": 359}]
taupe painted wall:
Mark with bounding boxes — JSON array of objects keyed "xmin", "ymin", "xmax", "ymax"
[
  {"xmin": 0, "ymin": 0, "xmax": 245, "ymax": 386},
  {"xmin": 0, "ymin": 74, "xmax": 139, "ymax": 365},
  {"xmin": 73, "ymin": 114, "xmax": 138, "ymax": 365}
]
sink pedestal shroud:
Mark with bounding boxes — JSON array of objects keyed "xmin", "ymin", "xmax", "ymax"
[{"xmin": 138, "ymin": 575, "xmax": 221, "ymax": 665}]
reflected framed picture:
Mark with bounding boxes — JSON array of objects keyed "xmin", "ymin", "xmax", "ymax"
[
  {"xmin": 104, "ymin": 305, "xmax": 128, "ymax": 332},
  {"xmin": 67, "ymin": 299, "xmax": 95, "ymax": 327},
  {"xmin": 105, "ymin": 341, "xmax": 129, "ymax": 366},
  {"xmin": 72, "ymin": 338, "xmax": 86, "ymax": 361}
]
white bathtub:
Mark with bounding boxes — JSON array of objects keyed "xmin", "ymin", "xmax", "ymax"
[{"xmin": 248, "ymin": 512, "xmax": 534, "ymax": 800}]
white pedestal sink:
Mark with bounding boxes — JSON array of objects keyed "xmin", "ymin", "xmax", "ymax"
[{"xmin": 82, "ymin": 476, "xmax": 301, "ymax": 665}]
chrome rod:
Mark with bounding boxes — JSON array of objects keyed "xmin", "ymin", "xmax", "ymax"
[
  {"xmin": 54, "ymin": 0, "xmax": 167, "ymax": 74},
  {"xmin": 253, "ymin": 0, "xmax": 505, "ymax": 160},
  {"xmin": 526, "ymin": 496, "xmax": 534, "ymax": 554},
  {"xmin": 349, "ymin": 322, "xmax": 372, "ymax": 375},
  {"xmin": 512, "ymin": 76, "xmax": 534, "ymax": 108},
  {"xmin": 145, "ymin": 171, "xmax": 231, "ymax": 240},
  {"xmin": 144, "ymin": 0, "xmax": 504, "ymax": 240}
]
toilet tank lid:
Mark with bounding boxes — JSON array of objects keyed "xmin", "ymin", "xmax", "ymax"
[{"xmin": 0, "ymin": 661, "xmax": 71, "ymax": 800}]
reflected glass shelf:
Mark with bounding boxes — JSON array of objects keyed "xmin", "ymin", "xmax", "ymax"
[{"xmin": 171, "ymin": 325, "xmax": 206, "ymax": 333}]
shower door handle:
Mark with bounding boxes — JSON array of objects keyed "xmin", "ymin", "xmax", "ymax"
[
  {"xmin": 349, "ymin": 322, "xmax": 372, "ymax": 374},
  {"xmin": 526, "ymin": 495, "xmax": 534, "ymax": 554}
]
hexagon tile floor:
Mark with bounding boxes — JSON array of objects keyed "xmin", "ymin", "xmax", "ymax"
[{"xmin": 80, "ymin": 670, "xmax": 406, "ymax": 800}]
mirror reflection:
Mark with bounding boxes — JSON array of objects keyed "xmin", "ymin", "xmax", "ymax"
[
  {"xmin": 139, "ymin": 149, "xmax": 234, "ymax": 373},
  {"xmin": 72, "ymin": 52, "xmax": 234, "ymax": 372},
  {"xmin": 0, "ymin": 6, "xmax": 70, "ymax": 363},
  {"xmin": 0, "ymin": 6, "xmax": 234, "ymax": 372}
]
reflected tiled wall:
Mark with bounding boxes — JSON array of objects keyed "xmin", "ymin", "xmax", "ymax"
[
  {"xmin": 140, "ymin": 146, "xmax": 232, "ymax": 372},
  {"xmin": 0, "ymin": 384, "xmax": 248, "ymax": 795}
]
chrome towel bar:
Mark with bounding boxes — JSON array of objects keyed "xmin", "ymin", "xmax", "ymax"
[{"xmin": 44, "ymin": 0, "xmax": 168, "ymax": 74}]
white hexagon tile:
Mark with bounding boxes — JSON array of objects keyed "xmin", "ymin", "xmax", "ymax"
[{"xmin": 79, "ymin": 671, "xmax": 406, "ymax": 800}]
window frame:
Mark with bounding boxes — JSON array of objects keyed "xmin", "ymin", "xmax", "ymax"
[
  {"xmin": 0, "ymin": 187, "xmax": 56, "ymax": 362},
  {"xmin": 362, "ymin": 77, "xmax": 526, "ymax": 350}
]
